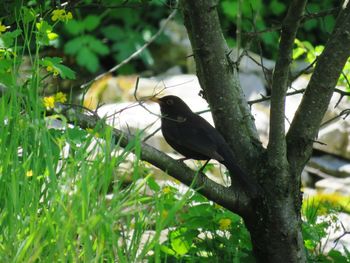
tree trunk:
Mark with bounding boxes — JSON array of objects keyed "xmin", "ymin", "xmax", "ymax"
[
  {"xmin": 245, "ymin": 202, "xmax": 305, "ymax": 262},
  {"xmin": 180, "ymin": 0, "xmax": 307, "ymax": 262}
]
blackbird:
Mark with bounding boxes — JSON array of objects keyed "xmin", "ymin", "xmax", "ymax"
[{"xmin": 151, "ymin": 95, "xmax": 258, "ymax": 195}]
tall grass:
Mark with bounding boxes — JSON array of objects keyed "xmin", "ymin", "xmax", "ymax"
[
  {"xmin": 0, "ymin": 85, "xmax": 188, "ymax": 262},
  {"xmin": 0, "ymin": 7, "xmax": 189, "ymax": 262}
]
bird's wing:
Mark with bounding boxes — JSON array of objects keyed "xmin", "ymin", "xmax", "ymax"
[{"xmin": 168, "ymin": 114, "xmax": 225, "ymax": 161}]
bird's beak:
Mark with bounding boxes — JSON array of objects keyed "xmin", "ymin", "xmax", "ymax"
[
  {"xmin": 149, "ymin": 97, "xmax": 161, "ymax": 104},
  {"xmin": 138, "ymin": 96, "xmax": 161, "ymax": 103}
]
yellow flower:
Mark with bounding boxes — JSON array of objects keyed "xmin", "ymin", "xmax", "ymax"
[
  {"xmin": 86, "ymin": 128, "xmax": 100, "ymax": 138},
  {"xmin": 26, "ymin": 170, "xmax": 33, "ymax": 177},
  {"xmin": 66, "ymin": 12, "xmax": 73, "ymax": 20},
  {"xmin": 173, "ymin": 179, "xmax": 181, "ymax": 185},
  {"xmin": 54, "ymin": 92, "xmax": 67, "ymax": 103},
  {"xmin": 161, "ymin": 210, "xmax": 168, "ymax": 219},
  {"xmin": 218, "ymin": 218, "xmax": 231, "ymax": 230},
  {"xmin": 47, "ymin": 32, "xmax": 58, "ymax": 40},
  {"xmin": 214, "ymin": 203, "xmax": 223, "ymax": 210},
  {"xmin": 51, "ymin": 9, "xmax": 65, "ymax": 21},
  {"xmin": 46, "ymin": 65, "xmax": 60, "ymax": 76},
  {"xmin": 0, "ymin": 22, "xmax": 6, "ymax": 34},
  {"xmin": 162, "ymin": 186, "xmax": 171, "ymax": 194},
  {"xmin": 51, "ymin": 9, "xmax": 73, "ymax": 22},
  {"xmin": 43, "ymin": 96, "xmax": 55, "ymax": 109}
]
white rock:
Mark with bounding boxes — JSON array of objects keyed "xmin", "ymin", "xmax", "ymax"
[
  {"xmin": 309, "ymin": 155, "xmax": 350, "ymax": 178},
  {"xmin": 315, "ymin": 177, "xmax": 350, "ymax": 195}
]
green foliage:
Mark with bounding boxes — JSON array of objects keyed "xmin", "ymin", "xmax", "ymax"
[
  {"xmin": 303, "ymin": 198, "xmax": 350, "ymax": 262},
  {"xmin": 64, "ymin": 16, "xmax": 109, "ymax": 73},
  {"xmin": 220, "ymin": 0, "xmax": 339, "ymax": 59},
  {"xmin": 0, "ymin": 6, "xmax": 75, "ymax": 84},
  {"xmin": 59, "ymin": 0, "xmax": 170, "ymax": 74},
  {"xmin": 147, "ymin": 187, "xmax": 254, "ymax": 262},
  {"xmin": 40, "ymin": 57, "xmax": 76, "ymax": 79},
  {"xmin": 293, "ymin": 38, "xmax": 350, "ymax": 88}
]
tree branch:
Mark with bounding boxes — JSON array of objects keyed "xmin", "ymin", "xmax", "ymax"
[
  {"xmin": 287, "ymin": 3, "xmax": 350, "ymax": 174},
  {"xmin": 267, "ymin": 0, "xmax": 307, "ymax": 169},
  {"xmin": 180, "ymin": 0, "xmax": 262, "ymax": 173},
  {"xmin": 52, "ymin": 103, "xmax": 251, "ymax": 216}
]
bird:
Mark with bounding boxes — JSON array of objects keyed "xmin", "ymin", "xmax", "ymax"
[{"xmin": 150, "ymin": 95, "xmax": 259, "ymax": 196}]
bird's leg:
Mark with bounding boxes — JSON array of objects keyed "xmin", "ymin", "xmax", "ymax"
[{"xmin": 198, "ymin": 159, "xmax": 211, "ymax": 173}]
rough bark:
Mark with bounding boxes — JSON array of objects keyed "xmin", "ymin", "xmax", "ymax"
[{"xmin": 268, "ymin": 0, "xmax": 307, "ymax": 168}]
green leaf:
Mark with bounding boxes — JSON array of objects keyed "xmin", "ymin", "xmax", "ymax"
[
  {"xmin": 0, "ymin": 72, "xmax": 14, "ymax": 87},
  {"xmin": 77, "ymin": 47, "xmax": 99, "ymax": 72},
  {"xmin": 84, "ymin": 15, "xmax": 101, "ymax": 31},
  {"xmin": 269, "ymin": 0, "xmax": 286, "ymax": 15},
  {"xmin": 21, "ymin": 7, "xmax": 36, "ymax": 23},
  {"xmin": 101, "ymin": 25, "xmax": 125, "ymax": 41},
  {"xmin": 36, "ymin": 20, "xmax": 57, "ymax": 46},
  {"xmin": 0, "ymin": 29, "xmax": 22, "ymax": 47},
  {"xmin": 261, "ymin": 32, "xmax": 279, "ymax": 46},
  {"xmin": 0, "ymin": 58, "xmax": 13, "ymax": 72},
  {"xmin": 327, "ymin": 250, "xmax": 348, "ymax": 263},
  {"xmin": 160, "ymin": 245, "xmax": 176, "ymax": 256},
  {"xmin": 54, "ymin": 64, "xmax": 76, "ymax": 79},
  {"xmin": 146, "ymin": 176, "xmax": 160, "ymax": 192},
  {"xmin": 304, "ymin": 19, "xmax": 318, "ymax": 31},
  {"xmin": 41, "ymin": 56, "xmax": 62, "ymax": 66},
  {"xmin": 306, "ymin": 3, "xmax": 320, "ymax": 13},
  {"xmin": 40, "ymin": 57, "xmax": 76, "ymax": 79},
  {"xmin": 64, "ymin": 37, "xmax": 84, "ymax": 55},
  {"xmin": 109, "ymin": 9, "xmax": 139, "ymax": 27},
  {"xmin": 242, "ymin": 0, "xmax": 262, "ymax": 14},
  {"xmin": 324, "ymin": 16, "xmax": 335, "ymax": 33},
  {"xmin": 112, "ymin": 41, "xmax": 136, "ymax": 61},
  {"xmin": 65, "ymin": 20, "xmax": 83, "ymax": 35},
  {"xmin": 183, "ymin": 216, "xmax": 210, "ymax": 230},
  {"xmin": 67, "ymin": 128, "xmax": 87, "ymax": 144},
  {"xmin": 170, "ymin": 228, "xmax": 191, "ymax": 256},
  {"xmin": 181, "ymin": 204, "xmax": 215, "ymax": 226},
  {"xmin": 221, "ymin": 1, "xmax": 237, "ymax": 18},
  {"xmin": 293, "ymin": 47, "xmax": 305, "ymax": 60},
  {"xmin": 302, "ymin": 41, "xmax": 314, "ymax": 51},
  {"xmin": 88, "ymin": 38, "xmax": 109, "ymax": 55}
]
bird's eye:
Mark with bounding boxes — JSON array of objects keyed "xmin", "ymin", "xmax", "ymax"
[{"xmin": 166, "ymin": 99, "xmax": 173, "ymax": 105}]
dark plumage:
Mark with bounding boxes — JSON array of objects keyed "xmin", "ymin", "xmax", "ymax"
[{"xmin": 151, "ymin": 95, "xmax": 258, "ymax": 195}]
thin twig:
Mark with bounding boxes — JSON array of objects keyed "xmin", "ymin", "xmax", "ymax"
[
  {"xmin": 243, "ymin": 7, "xmax": 340, "ymax": 37},
  {"xmin": 334, "ymin": 88, "xmax": 350, "ymax": 109},
  {"xmin": 320, "ymin": 108, "xmax": 350, "ymax": 127},
  {"xmin": 249, "ymin": 4, "xmax": 272, "ymax": 89},
  {"xmin": 333, "ymin": 221, "xmax": 350, "ymax": 249},
  {"xmin": 245, "ymin": 52, "xmax": 273, "ymax": 76},
  {"xmin": 248, "ymin": 88, "xmax": 306, "ymax": 105},
  {"xmin": 290, "ymin": 57, "xmax": 318, "ymax": 83}
]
